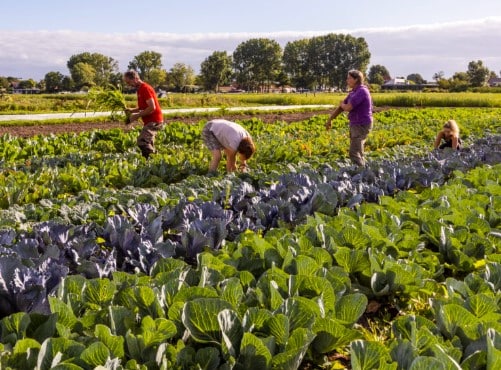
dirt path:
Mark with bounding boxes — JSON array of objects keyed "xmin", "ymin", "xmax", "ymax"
[{"xmin": 0, "ymin": 110, "xmax": 333, "ymax": 138}]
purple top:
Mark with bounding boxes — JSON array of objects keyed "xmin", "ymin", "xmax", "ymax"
[{"xmin": 343, "ymin": 84, "xmax": 373, "ymax": 125}]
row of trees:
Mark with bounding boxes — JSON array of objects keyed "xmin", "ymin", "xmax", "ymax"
[
  {"xmin": 366, "ymin": 61, "xmax": 497, "ymax": 90},
  {"xmin": 432, "ymin": 60, "xmax": 497, "ymax": 90},
  {"xmin": 1, "ymin": 33, "xmax": 371, "ymax": 93},
  {"xmin": 199, "ymin": 34, "xmax": 371, "ymax": 92},
  {"xmin": 1, "ymin": 34, "xmax": 498, "ymax": 93}
]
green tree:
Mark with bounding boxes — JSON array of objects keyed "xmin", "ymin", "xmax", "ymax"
[
  {"xmin": 67, "ymin": 52, "xmax": 119, "ymax": 88},
  {"xmin": 44, "ymin": 71, "xmax": 65, "ymax": 93},
  {"xmin": 283, "ymin": 39, "xmax": 315, "ymax": 89},
  {"xmin": 62, "ymin": 76, "xmax": 75, "ymax": 91},
  {"xmin": 433, "ymin": 71, "xmax": 444, "ymax": 82},
  {"xmin": 467, "ymin": 60, "xmax": 490, "ymax": 87},
  {"xmin": 283, "ymin": 34, "xmax": 370, "ymax": 90},
  {"xmin": 306, "ymin": 36, "xmax": 327, "ymax": 89},
  {"xmin": 37, "ymin": 79, "xmax": 46, "ymax": 91},
  {"xmin": 71, "ymin": 62, "xmax": 96, "ymax": 89},
  {"xmin": 275, "ymin": 71, "xmax": 290, "ymax": 90},
  {"xmin": 18, "ymin": 79, "xmax": 36, "ymax": 89},
  {"xmin": 200, "ymin": 51, "xmax": 233, "ymax": 92},
  {"xmin": 128, "ymin": 51, "xmax": 164, "ymax": 84},
  {"xmin": 368, "ymin": 65, "xmax": 391, "ymax": 85},
  {"xmin": 448, "ymin": 72, "xmax": 470, "ymax": 91},
  {"xmin": 406, "ymin": 73, "xmax": 425, "ymax": 84},
  {"xmin": 321, "ymin": 34, "xmax": 371, "ymax": 90},
  {"xmin": 147, "ymin": 68, "xmax": 167, "ymax": 89},
  {"xmin": 233, "ymin": 38, "xmax": 282, "ymax": 92},
  {"xmin": 0, "ymin": 76, "xmax": 9, "ymax": 90},
  {"xmin": 167, "ymin": 63, "xmax": 195, "ymax": 92}
]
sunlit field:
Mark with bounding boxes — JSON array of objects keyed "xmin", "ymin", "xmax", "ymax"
[{"xmin": 1, "ymin": 91, "xmax": 501, "ymax": 115}]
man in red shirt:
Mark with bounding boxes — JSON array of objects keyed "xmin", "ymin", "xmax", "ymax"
[{"xmin": 123, "ymin": 70, "xmax": 164, "ymax": 159}]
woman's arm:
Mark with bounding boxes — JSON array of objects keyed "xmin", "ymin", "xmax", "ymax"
[
  {"xmin": 340, "ymin": 102, "xmax": 353, "ymax": 112},
  {"xmin": 451, "ymin": 135, "xmax": 459, "ymax": 149},
  {"xmin": 433, "ymin": 131, "xmax": 444, "ymax": 149},
  {"xmin": 325, "ymin": 105, "xmax": 344, "ymax": 130}
]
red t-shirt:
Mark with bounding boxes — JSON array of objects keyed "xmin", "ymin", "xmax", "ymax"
[{"xmin": 137, "ymin": 82, "xmax": 163, "ymax": 124}]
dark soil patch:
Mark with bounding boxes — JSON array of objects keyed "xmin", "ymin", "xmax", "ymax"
[{"xmin": 0, "ymin": 110, "xmax": 334, "ymax": 138}]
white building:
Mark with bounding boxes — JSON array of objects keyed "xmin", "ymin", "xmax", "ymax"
[{"xmin": 383, "ymin": 77, "xmax": 409, "ymax": 86}]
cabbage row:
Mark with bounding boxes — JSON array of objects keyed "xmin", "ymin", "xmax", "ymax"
[{"xmin": 0, "ymin": 163, "xmax": 499, "ymax": 369}]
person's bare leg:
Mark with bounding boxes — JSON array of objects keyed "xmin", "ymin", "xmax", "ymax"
[{"xmin": 209, "ymin": 149, "xmax": 222, "ymax": 172}]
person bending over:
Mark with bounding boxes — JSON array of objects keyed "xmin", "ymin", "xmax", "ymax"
[
  {"xmin": 434, "ymin": 119, "xmax": 461, "ymax": 150},
  {"xmin": 202, "ymin": 119, "xmax": 256, "ymax": 173}
]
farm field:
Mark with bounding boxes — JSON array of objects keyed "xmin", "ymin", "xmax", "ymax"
[
  {"xmin": 0, "ymin": 106, "xmax": 500, "ymax": 369},
  {"xmin": 1, "ymin": 91, "xmax": 501, "ymax": 115}
]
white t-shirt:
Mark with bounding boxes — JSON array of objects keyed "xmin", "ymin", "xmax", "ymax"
[{"xmin": 209, "ymin": 119, "xmax": 250, "ymax": 151}]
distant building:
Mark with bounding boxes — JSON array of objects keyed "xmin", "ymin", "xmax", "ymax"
[
  {"xmin": 488, "ymin": 77, "xmax": 501, "ymax": 87},
  {"xmin": 12, "ymin": 88, "xmax": 41, "ymax": 94},
  {"xmin": 381, "ymin": 77, "xmax": 438, "ymax": 91},
  {"xmin": 383, "ymin": 77, "xmax": 409, "ymax": 86}
]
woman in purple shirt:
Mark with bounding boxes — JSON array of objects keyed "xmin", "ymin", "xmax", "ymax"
[{"xmin": 326, "ymin": 70, "xmax": 373, "ymax": 166}]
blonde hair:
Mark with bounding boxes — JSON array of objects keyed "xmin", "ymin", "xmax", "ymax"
[{"xmin": 443, "ymin": 120, "xmax": 460, "ymax": 135}]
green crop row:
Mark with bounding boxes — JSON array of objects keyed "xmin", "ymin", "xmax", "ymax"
[{"xmin": 0, "ymin": 108, "xmax": 498, "ymax": 214}]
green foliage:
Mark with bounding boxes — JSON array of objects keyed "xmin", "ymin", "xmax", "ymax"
[
  {"xmin": 368, "ymin": 64, "xmax": 391, "ymax": 85},
  {"xmin": 0, "ymin": 107, "xmax": 499, "ymax": 369},
  {"xmin": 128, "ymin": 50, "xmax": 166, "ymax": 88},
  {"xmin": 200, "ymin": 51, "xmax": 233, "ymax": 92},
  {"xmin": 233, "ymin": 38, "xmax": 283, "ymax": 92},
  {"xmin": 86, "ymin": 86, "xmax": 128, "ymax": 121},
  {"xmin": 2, "ymin": 92, "xmax": 501, "ymax": 116},
  {"xmin": 283, "ymin": 33, "xmax": 371, "ymax": 90},
  {"xmin": 67, "ymin": 52, "xmax": 120, "ymax": 89},
  {"xmin": 168, "ymin": 63, "xmax": 195, "ymax": 92}
]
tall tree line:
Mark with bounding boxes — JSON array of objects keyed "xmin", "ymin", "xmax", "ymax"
[
  {"xmin": 38, "ymin": 33, "xmax": 371, "ymax": 93},
  {"xmin": 19, "ymin": 33, "xmax": 494, "ymax": 93}
]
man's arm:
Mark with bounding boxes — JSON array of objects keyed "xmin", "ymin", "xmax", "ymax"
[{"xmin": 130, "ymin": 98, "xmax": 156, "ymax": 121}]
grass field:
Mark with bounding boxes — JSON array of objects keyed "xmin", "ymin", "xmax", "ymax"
[{"xmin": 1, "ymin": 91, "xmax": 501, "ymax": 115}]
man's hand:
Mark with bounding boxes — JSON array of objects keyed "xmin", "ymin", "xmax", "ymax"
[{"xmin": 130, "ymin": 112, "xmax": 141, "ymax": 122}]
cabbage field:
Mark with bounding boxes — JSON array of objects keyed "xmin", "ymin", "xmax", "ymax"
[{"xmin": 0, "ymin": 107, "xmax": 500, "ymax": 369}]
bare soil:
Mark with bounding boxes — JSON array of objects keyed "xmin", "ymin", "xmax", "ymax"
[{"xmin": 0, "ymin": 110, "xmax": 334, "ymax": 138}]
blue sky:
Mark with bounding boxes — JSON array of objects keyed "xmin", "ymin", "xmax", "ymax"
[
  {"xmin": 3, "ymin": 0, "xmax": 501, "ymax": 33},
  {"xmin": 1, "ymin": 0, "xmax": 501, "ymax": 80}
]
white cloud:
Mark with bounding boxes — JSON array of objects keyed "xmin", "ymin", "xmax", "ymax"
[{"xmin": 1, "ymin": 17, "xmax": 500, "ymax": 81}]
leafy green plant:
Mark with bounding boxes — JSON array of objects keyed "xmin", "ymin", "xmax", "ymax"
[{"xmin": 86, "ymin": 85, "xmax": 129, "ymax": 122}]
